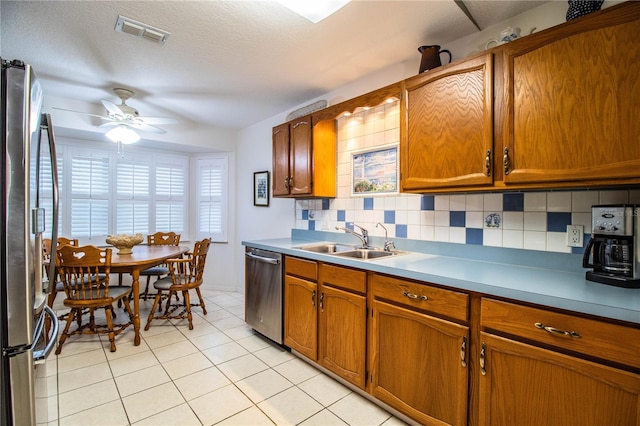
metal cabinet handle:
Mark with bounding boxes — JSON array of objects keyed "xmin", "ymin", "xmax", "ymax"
[
  {"xmin": 480, "ymin": 342, "xmax": 486, "ymax": 375},
  {"xmin": 403, "ymin": 290, "xmax": 427, "ymax": 301},
  {"xmin": 503, "ymin": 147, "xmax": 510, "ymax": 175},
  {"xmin": 319, "ymin": 292, "xmax": 324, "ymax": 312},
  {"xmin": 535, "ymin": 322, "xmax": 582, "ymax": 339},
  {"xmin": 485, "ymin": 149, "xmax": 492, "ymax": 177},
  {"xmin": 292, "ymin": 121, "xmax": 309, "ymax": 129},
  {"xmin": 312, "ymin": 290, "xmax": 316, "ymax": 309},
  {"xmin": 284, "ymin": 177, "xmax": 290, "ymax": 189},
  {"xmin": 460, "ymin": 336, "xmax": 467, "ymax": 367},
  {"xmin": 288, "ymin": 177, "xmax": 293, "ymax": 188}
]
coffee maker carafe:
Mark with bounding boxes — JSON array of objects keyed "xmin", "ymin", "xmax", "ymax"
[{"xmin": 583, "ymin": 205, "xmax": 640, "ymax": 288}]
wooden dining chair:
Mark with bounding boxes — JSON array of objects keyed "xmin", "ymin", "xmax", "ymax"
[
  {"xmin": 139, "ymin": 231, "xmax": 181, "ymax": 301},
  {"xmin": 55, "ymin": 244, "xmax": 134, "ymax": 354},
  {"xmin": 144, "ymin": 238, "xmax": 211, "ymax": 331},
  {"xmin": 43, "ymin": 237, "xmax": 79, "ymax": 309}
]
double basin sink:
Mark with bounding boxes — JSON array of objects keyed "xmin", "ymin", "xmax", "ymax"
[{"xmin": 295, "ymin": 242, "xmax": 407, "ymax": 260}]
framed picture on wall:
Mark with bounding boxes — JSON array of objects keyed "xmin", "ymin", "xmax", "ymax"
[
  {"xmin": 254, "ymin": 171, "xmax": 270, "ymax": 207},
  {"xmin": 351, "ymin": 144, "xmax": 399, "ymax": 196}
]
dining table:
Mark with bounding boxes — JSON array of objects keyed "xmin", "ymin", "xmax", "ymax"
[{"xmin": 109, "ymin": 244, "xmax": 189, "ymax": 345}]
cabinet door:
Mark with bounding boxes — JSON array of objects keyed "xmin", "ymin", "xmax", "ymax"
[
  {"xmin": 479, "ymin": 332, "xmax": 640, "ymax": 426},
  {"xmin": 318, "ymin": 284, "xmax": 367, "ymax": 389},
  {"xmin": 501, "ymin": 9, "xmax": 640, "ymax": 185},
  {"xmin": 289, "ymin": 117, "xmax": 313, "ymax": 196},
  {"xmin": 284, "ymin": 275, "xmax": 317, "ymax": 360},
  {"xmin": 402, "ymin": 53, "xmax": 493, "ymax": 191},
  {"xmin": 370, "ymin": 299, "xmax": 469, "ymax": 426},
  {"xmin": 272, "ymin": 123, "xmax": 291, "ymax": 196}
]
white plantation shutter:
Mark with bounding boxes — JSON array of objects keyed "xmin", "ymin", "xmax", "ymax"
[
  {"xmin": 55, "ymin": 144, "xmax": 192, "ymax": 240},
  {"xmin": 116, "ymin": 161, "xmax": 150, "ymax": 234},
  {"xmin": 70, "ymin": 154, "xmax": 110, "ymax": 239},
  {"xmin": 155, "ymin": 165, "xmax": 185, "ymax": 233},
  {"xmin": 197, "ymin": 157, "xmax": 227, "ymax": 242}
]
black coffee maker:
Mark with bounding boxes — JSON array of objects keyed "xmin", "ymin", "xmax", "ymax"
[{"xmin": 583, "ymin": 205, "xmax": 640, "ymax": 288}]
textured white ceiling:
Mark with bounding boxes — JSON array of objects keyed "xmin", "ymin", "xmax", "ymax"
[{"xmin": 1, "ymin": 0, "xmax": 546, "ymax": 143}]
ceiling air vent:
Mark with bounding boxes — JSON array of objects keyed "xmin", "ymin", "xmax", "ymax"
[{"xmin": 115, "ymin": 15, "xmax": 170, "ymax": 44}]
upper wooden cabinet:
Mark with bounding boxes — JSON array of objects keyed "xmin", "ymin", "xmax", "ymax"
[
  {"xmin": 498, "ymin": 2, "xmax": 640, "ymax": 188},
  {"xmin": 401, "ymin": 53, "xmax": 494, "ymax": 192},
  {"xmin": 272, "ymin": 115, "xmax": 336, "ymax": 198}
]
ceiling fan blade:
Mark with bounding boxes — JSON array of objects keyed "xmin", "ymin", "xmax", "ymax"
[
  {"xmin": 126, "ymin": 122, "xmax": 167, "ymax": 134},
  {"xmin": 101, "ymin": 99, "xmax": 124, "ymax": 117},
  {"xmin": 139, "ymin": 116, "xmax": 179, "ymax": 125},
  {"xmin": 52, "ymin": 107, "xmax": 108, "ymax": 120},
  {"xmin": 98, "ymin": 121, "xmax": 120, "ymax": 129}
]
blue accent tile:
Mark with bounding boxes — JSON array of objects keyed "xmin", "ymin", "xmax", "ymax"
[
  {"xmin": 450, "ymin": 211, "xmax": 466, "ymax": 227},
  {"xmin": 346, "ymin": 222, "xmax": 354, "ymax": 231},
  {"xmin": 302, "ymin": 210, "xmax": 309, "ymax": 220},
  {"xmin": 308, "ymin": 220, "xmax": 315, "ymax": 231},
  {"xmin": 421, "ymin": 195, "xmax": 435, "ymax": 210},
  {"xmin": 384, "ymin": 210, "xmax": 396, "ymax": 224},
  {"xmin": 466, "ymin": 228, "xmax": 483, "ymax": 245},
  {"xmin": 363, "ymin": 198, "xmax": 374, "ymax": 210},
  {"xmin": 337, "ymin": 210, "xmax": 345, "ymax": 221},
  {"xmin": 503, "ymin": 193, "xmax": 524, "ymax": 211},
  {"xmin": 322, "ymin": 199, "xmax": 330, "ymax": 210},
  {"xmin": 547, "ymin": 212, "xmax": 572, "ymax": 232},
  {"xmin": 396, "ymin": 224, "xmax": 407, "ymax": 238}
]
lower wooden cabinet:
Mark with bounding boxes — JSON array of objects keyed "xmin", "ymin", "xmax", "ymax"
[
  {"xmin": 283, "ymin": 257, "xmax": 318, "ymax": 360},
  {"xmin": 282, "ymin": 256, "xmax": 639, "ymax": 426},
  {"xmin": 369, "ymin": 278, "xmax": 470, "ymax": 426},
  {"xmin": 318, "ymin": 283, "xmax": 367, "ymax": 389},
  {"xmin": 478, "ymin": 332, "xmax": 640, "ymax": 426}
]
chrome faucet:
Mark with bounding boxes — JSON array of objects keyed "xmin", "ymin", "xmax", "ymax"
[
  {"xmin": 376, "ymin": 222, "xmax": 396, "ymax": 252},
  {"xmin": 335, "ymin": 224, "xmax": 369, "ymax": 248}
]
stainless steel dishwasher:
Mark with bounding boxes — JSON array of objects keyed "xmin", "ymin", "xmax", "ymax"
[{"xmin": 245, "ymin": 248, "xmax": 283, "ymax": 344}]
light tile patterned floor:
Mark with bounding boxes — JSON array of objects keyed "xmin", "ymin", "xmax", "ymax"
[{"xmin": 45, "ymin": 289, "xmax": 408, "ymax": 425}]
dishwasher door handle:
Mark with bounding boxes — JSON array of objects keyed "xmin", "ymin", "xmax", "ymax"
[{"xmin": 246, "ymin": 252, "xmax": 281, "ymax": 265}]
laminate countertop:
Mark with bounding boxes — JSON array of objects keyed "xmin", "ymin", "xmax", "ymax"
[{"xmin": 242, "ymin": 231, "xmax": 640, "ymax": 325}]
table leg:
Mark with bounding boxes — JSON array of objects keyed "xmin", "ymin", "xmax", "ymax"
[{"xmin": 131, "ymin": 270, "xmax": 141, "ymax": 345}]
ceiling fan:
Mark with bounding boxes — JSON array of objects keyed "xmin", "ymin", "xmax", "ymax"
[{"xmin": 54, "ymin": 87, "xmax": 178, "ymax": 140}]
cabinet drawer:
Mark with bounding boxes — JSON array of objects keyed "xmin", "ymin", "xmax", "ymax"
[
  {"xmin": 370, "ymin": 273, "xmax": 468, "ymax": 322},
  {"xmin": 285, "ymin": 256, "xmax": 317, "ymax": 281},
  {"xmin": 319, "ymin": 263, "xmax": 366, "ymax": 294},
  {"xmin": 481, "ymin": 298, "xmax": 640, "ymax": 369}
]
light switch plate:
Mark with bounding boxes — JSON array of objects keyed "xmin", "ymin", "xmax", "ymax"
[{"xmin": 566, "ymin": 225, "xmax": 584, "ymax": 247}]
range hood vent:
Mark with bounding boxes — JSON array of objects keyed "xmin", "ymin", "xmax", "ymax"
[{"xmin": 115, "ymin": 15, "xmax": 170, "ymax": 44}]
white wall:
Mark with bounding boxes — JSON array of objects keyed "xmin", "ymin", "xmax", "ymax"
[{"xmin": 233, "ymin": 0, "xmax": 623, "ymax": 292}]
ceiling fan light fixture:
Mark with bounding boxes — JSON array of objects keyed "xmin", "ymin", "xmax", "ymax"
[
  {"xmin": 277, "ymin": 0, "xmax": 350, "ymax": 23},
  {"xmin": 106, "ymin": 125, "xmax": 140, "ymax": 144}
]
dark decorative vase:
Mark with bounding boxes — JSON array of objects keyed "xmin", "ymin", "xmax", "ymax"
[{"xmin": 566, "ymin": 0, "xmax": 604, "ymax": 21}]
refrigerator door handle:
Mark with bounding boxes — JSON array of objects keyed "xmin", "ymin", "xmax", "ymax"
[
  {"xmin": 41, "ymin": 113, "xmax": 60, "ymax": 290},
  {"xmin": 2, "ymin": 309, "xmax": 46, "ymax": 358},
  {"xmin": 33, "ymin": 305, "xmax": 58, "ymax": 363}
]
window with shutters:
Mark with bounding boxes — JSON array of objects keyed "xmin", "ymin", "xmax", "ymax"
[
  {"xmin": 196, "ymin": 156, "xmax": 228, "ymax": 242},
  {"xmin": 70, "ymin": 153, "xmax": 110, "ymax": 240},
  {"xmin": 55, "ymin": 144, "xmax": 191, "ymax": 243},
  {"xmin": 116, "ymin": 161, "xmax": 150, "ymax": 234}
]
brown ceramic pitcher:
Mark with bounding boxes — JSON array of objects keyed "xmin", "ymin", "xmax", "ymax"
[{"xmin": 418, "ymin": 45, "xmax": 452, "ymax": 73}]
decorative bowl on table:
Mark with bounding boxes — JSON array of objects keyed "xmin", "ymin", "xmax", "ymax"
[{"xmin": 105, "ymin": 233, "xmax": 144, "ymax": 255}]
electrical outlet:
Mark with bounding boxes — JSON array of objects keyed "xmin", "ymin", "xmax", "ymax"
[{"xmin": 566, "ymin": 225, "xmax": 584, "ymax": 247}]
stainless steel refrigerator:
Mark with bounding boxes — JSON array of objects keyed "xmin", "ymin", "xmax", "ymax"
[{"xmin": 1, "ymin": 59, "xmax": 60, "ymax": 425}]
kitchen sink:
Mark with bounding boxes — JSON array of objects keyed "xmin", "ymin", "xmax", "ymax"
[
  {"xmin": 295, "ymin": 243, "xmax": 357, "ymax": 254},
  {"xmin": 331, "ymin": 248, "xmax": 407, "ymax": 260}
]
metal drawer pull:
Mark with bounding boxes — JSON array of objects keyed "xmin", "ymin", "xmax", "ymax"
[
  {"xmin": 403, "ymin": 290, "xmax": 427, "ymax": 301},
  {"xmin": 460, "ymin": 337, "xmax": 467, "ymax": 367},
  {"xmin": 534, "ymin": 322, "xmax": 582, "ymax": 339}
]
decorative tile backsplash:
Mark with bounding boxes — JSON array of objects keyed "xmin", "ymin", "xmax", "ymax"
[{"xmin": 294, "ymin": 100, "xmax": 640, "ymax": 254}]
